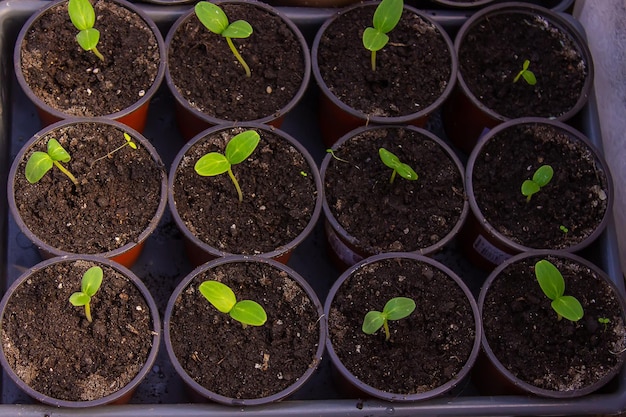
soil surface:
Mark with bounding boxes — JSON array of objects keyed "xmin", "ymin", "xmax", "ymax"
[
  {"xmin": 324, "ymin": 127, "xmax": 465, "ymax": 255},
  {"xmin": 19, "ymin": 0, "xmax": 160, "ymax": 117},
  {"xmin": 316, "ymin": 4, "xmax": 452, "ymax": 117},
  {"xmin": 168, "ymin": 261, "xmax": 321, "ymax": 400},
  {"xmin": 482, "ymin": 255, "xmax": 626, "ymax": 392},
  {"xmin": 1, "ymin": 260, "xmax": 154, "ymax": 402},
  {"xmin": 458, "ymin": 11, "xmax": 588, "ymax": 119},
  {"xmin": 471, "ymin": 122, "xmax": 609, "ymax": 249},
  {"xmin": 168, "ymin": 3, "xmax": 305, "ymax": 122},
  {"xmin": 328, "ymin": 257, "xmax": 476, "ymax": 395},
  {"xmin": 172, "ymin": 126, "xmax": 318, "ymax": 255},
  {"xmin": 13, "ymin": 122, "xmax": 164, "ymax": 254}
]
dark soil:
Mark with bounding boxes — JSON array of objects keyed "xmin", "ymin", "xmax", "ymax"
[
  {"xmin": 328, "ymin": 257, "xmax": 476, "ymax": 395},
  {"xmin": 1, "ymin": 260, "xmax": 154, "ymax": 402},
  {"xmin": 316, "ymin": 5, "xmax": 452, "ymax": 117},
  {"xmin": 168, "ymin": 261, "xmax": 321, "ymax": 400},
  {"xmin": 324, "ymin": 127, "xmax": 465, "ymax": 255},
  {"xmin": 19, "ymin": 0, "xmax": 160, "ymax": 117},
  {"xmin": 482, "ymin": 255, "xmax": 626, "ymax": 392},
  {"xmin": 167, "ymin": 3, "xmax": 305, "ymax": 122},
  {"xmin": 13, "ymin": 122, "xmax": 164, "ymax": 254},
  {"xmin": 471, "ymin": 122, "xmax": 609, "ymax": 249},
  {"xmin": 458, "ymin": 11, "xmax": 588, "ymax": 119},
  {"xmin": 172, "ymin": 126, "xmax": 318, "ymax": 255}
]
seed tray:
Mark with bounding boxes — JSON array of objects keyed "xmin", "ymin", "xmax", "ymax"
[{"xmin": 0, "ymin": 2, "xmax": 624, "ymax": 416}]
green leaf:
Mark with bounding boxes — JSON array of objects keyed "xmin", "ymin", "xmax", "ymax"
[
  {"xmin": 362, "ymin": 27, "xmax": 389, "ymax": 52},
  {"xmin": 47, "ymin": 139, "xmax": 71, "ymax": 163},
  {"xmin": 552, "ymin": 296, "xmax": 584, "ymax": 322},
  {"xmin": 535, "ymin": 260, "xmax": 565, "ymax": 301},
  {"xmin": 225, "ymin": 130, "xmax": 260, "ymax": 165},
  {"xmin": 372, "ymin": 0, "xmax": 403, "ymax": 34},
  {"xmin": 195, "ymin": 1, "xmax": 229, "ymax": 35},
  {"xmin": 383, "ymin": 297, "xmax": 416, "ymax": 321},
  {"xmin": 68, "ymin": 0, "xmax": 95, "ymax": 31},
  {"xmin": 25, "ymin": 151, "xmax": 53, "ymax": 184},
  {"xmin": 362, "ymin": 310, "xmax": 385, "ymax": 334},
  {"xmin": 82, "ymin": 266, "xmax": 103, "ymax": 297},
  {"xmin": 199, "ymin": 281, "xmax": 236, "ymax": 314},
  {"xmin": 532, "ymin": 165, "xmax": 553, "ymax": 187},
  {"xmin": 222, "ymin": 20, "xmax": 253, "ymax": 39},
  {"xmin": 69, "ymin": 292, "xmax": 90, "ymax": 307},
  {"xmin": 379, "ymin": 147, "xmax": 401, "ymax": 169},
  {"xmin": 521, "ymin": 179, "xmax": 540, "ymax": 198},
  {"xmin": 395, "ymin": 162, "xmax": 418, "ymax": 181},
  {"xmin": 230, "ymin": 300, "xmax": 267, "ymax": 326},
  {"xmin": 522, "ymin": 70, "xmax": 537, "ymax": 85},
  {"xmin": 76, "ymin": 28, "xmax": 100, "ymax": 53},
  {"xmin": 195, "ymin": 153, "xmax": 231, "ymax": 176}
]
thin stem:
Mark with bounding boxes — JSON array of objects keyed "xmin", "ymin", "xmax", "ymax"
[
  {"xmin": 53, "ymin": 161, "xmax": 79, "ymax": 185},
  {"xmin": 85, "ymin": 302, "xmax": 93, "ymax": 323},
  {"xmin": 383, "ymin": 320, "xmax": 390, "ymax": 341},
  {"xmin": 227, "ymin": 168, "xmax": 243, "ymax": 202},
  {"xmin": 92, "ymin": 46, "xmax": 105, "ymax": 62},
  {"xmin": 226, "ymin": 37, "xmax": 251, "ymax": 77},
  {"xmin": 92, "ymin": 143, "xmax": 128, "ymax": 165},
  {"xmin": 371, "ymin": 51, "xmax": 377, "ymax": 72},
  {"xmin": 389, "ymin": 170, "xmax": 397, "ymax": 184}
]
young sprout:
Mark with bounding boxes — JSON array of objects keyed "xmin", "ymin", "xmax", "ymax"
[
  {"xmin": 362, "ymin": 0, "xmax": 404, "ymax": 71},
  {"xmin": 379, "ymin": 147, "xmax": 418, "ymax": 184},
  {"xmin": 521, "ymin": 164, "xmax": 553, "ymax": 202},
  {"xmin": 535, "ymin": 260, "xmax": 583, "ymax": 322},
  {"xmin": 513, "ymin": 59, "xmax": 537, "ymax": 85},
  {"xmin": 68, "ymin": 0, "xmax": 105, "ymax": 62},
  {"xmin": 326, "ymin": 148, "xmax": 360, "ymax": 170},
  {"xmin": 560, "ymin": 225, "xmax": 569, "ymax": 234},
  {"xmin": 362, "ymin": 296, "xmax": 415, "ymax": 341},
  {"xmin": 598, "ymin": 317, "xmax": 610, "ymax": 331},
  {"xmin": 199, "ymin": 280, "xmax": 267, "ymax": 327},
  {"xmin": 69, "ymin": 266, "xmax": 103, "ymax": 323},
  {"xmin": 25, "ymin": 138, "xmax": 79, "ymax": 186},
  {"xmin": 195, "ymin": 1, "xmax": 253, "ymax": 77},
  {"xmin": 92, "ymin": 132, "xmax": 137, "ymax": 165},
  {"xmin": 194, "ymin": 130, "xmax": 260, "ymax": 202}
]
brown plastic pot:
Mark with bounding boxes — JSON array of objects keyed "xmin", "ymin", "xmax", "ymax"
[
  {"xmin": 324, "ymin": 252, "xmax": 481, "ymax": 401},
  {"xmin": 7, "ymin": 118, "xmax": 168, "ymax": 268},
  {"xmin": 13, "ymin": 0, "xmax": 166, "ymax": 133},
  {"xmin": 0, "ymin": 255, "xmax": 161, "ymax": 407},
  {"xmin": 164, "ymin": 1, "xmax": 311, "ymax": 141},
  {"xmin": 476, "ymin": 250, "xmax": 626, "ymax": 397},
  {"xmin": 168, "ymin": 123, "xmax": 322, "ymax": 266},
  {"xmin": 164, "ymin": 255, "xmax": 326, "ymax": 406},
  {"xmin": 442, "ymin": 2, "xmax": 594, "ymax": 154},
  {"xmin": 462, "ymin": 117, "xmax": 613, "ymax": 270},
  {"xmin": 311, "ymin": 1, "xmax": 457, "ymax": 146}
]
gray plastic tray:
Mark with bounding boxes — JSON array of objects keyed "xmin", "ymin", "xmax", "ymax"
[{"xmin": 0, "ymin": 1, "xmax": 624, "ymax": 416}]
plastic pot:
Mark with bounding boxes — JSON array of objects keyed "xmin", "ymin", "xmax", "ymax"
[
  {"xmin": 462, "ymin": 117, "xmax": 613, "ymax": 270},
  {"xmin": 0, "ymin": 254, "xmax": 161, "ymax": 407},
  {"xmin": 442, "ymin": 2, "xmax": 594, "ymax": 154},
  {"xmin": 164, "ymin": 255, "xmax": 326, "ymax": 406},
  {"xmin": 311, "ymin": 1, "xmax": 457, "ymax": 146},
  {"xmin": 164, "ymin": 1, "xmax": 311, "ymax": 141},
  {"xmin": 13, "ymin": 0, "xmax": 166, "ymax": 133},
  {"xmin": 8, "ymin": 118, "xmax": 168, "ymax": 268},
  {"xmin": 476, "ymin": 250, "xmax": 626, "ymax": 397}
]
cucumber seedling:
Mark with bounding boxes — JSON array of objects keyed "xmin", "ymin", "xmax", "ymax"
[
  {"xmin": 362, "ymin": 0, "xmax": 403, "ymax": 71},
  {"xmin": 362, "ymin": 296, "xmax": 416, "ymax": 341},
  {"xmin": 68, "ymin": 0, "xmax": 105, "ymax": 62},
  {"xmin": 25, "ymin": 138, "xmax": 79, "ymax": 186},
  {"xmin": 199, "ymin": 280, "xmax": 267, "ymax": 327},
  {"xmin": 513, "ymin": 59, "xmax": 537, "ymax": 85},
  {"xmin": 535, "ymin": 259, "xmax": 584, "ymax": 322},
  {"xmin": 379, "ymin": 147, "xmax": 418, "ymax": 184},
  {"xmin": 92, "ymin": 132, "xmax": 137, "ymax": 165},
  {"xmin": 69, "ymin": 266, "xmax": 103, "ymax": 323},
  {"xmin": 521, "ymin": 164, "xmax": 553, "ymax": 202}
]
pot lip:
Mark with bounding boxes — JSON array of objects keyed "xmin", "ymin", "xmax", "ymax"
[
  {"xmin": 167, "ymin": 122, "xmax": 323, "ymax": 259},
  {"xmin": 163, "ymin": 254, "xmax": 327, "ymax": 406},
  {"xmin": 311, "ymin": 1, "xmax": 458, "ymax": 125},
  {"xmin": 453, "ymin": 1, "xmax": 594, "ymax": 124},
  {"xmin": 13, "ymin": 0, "xmax": 166, "ymax": 121},
  {"xmin": 7, "ymin": 117, "xmax": 168, "ymax": 260},
  {"xmin": 320, "ymin": 124, "xmax": 469, "ymax": 257},
  {"xmin": 478, "ymin": 249, "xmax": 626, "ymax": 398},
  {"xmin": 465, "ymin": 116, "xmax": 614, "ymax": 254},
  {"xmin": 323, "ymin": 251, "xmax": 482, "ymax": 401},
  {"xmin": 164, "ymin": 0, "xmax": 311, "ymax": 126},
  {"xmin": 429, "ymin": 0, "xmax": 496, "ymax": 8},
  {"xmin": 0, "ymin": 254, "xmax": 162, "ymax": 408}
]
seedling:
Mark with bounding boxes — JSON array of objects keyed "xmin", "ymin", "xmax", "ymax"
[
  {"xmin": 25, "ymin": 138, "xmax": 79, "ymax": 186},
  {"xmin": 513, "ymin": 59, "xmax": 536, "ymax": 85},
  {"xmin": 68, "ymin": 0, "xmax": 104, "ymax": 62},
  {"xmin": 69, "ymin": 266, "xmax": 103, "ymax": 323},
  {"xmin": 92, "ymin": 132, "xmax": 137, "ymax": 165},
  {"xmin": 326, "ymin": 148, "xmax": 360, "ymax": 170},
  {"xmin": 379, "ymin": 147, "xmax": 418, "ymax": 184},
  {"xmin": 598, "ymin": 317, "xmax": 610, "ymax": 331},
  {"xmin": 521, "ymin": 164, "xmax": 553, "ymax": 202},
  {"xmin": 199, "ymin": 280, "xmax": 267, "ymax": 327},
  {"xmin": 362, "ymin": 296, "xmax": 415, "ymax": 341},
  {"xmin": 560, "ymin": 225, "xmax": 569, "ymax": 234},
  {"xmin": 535, "ymin": 259, "xmax": 584, "ymax": 322},
  {"xmin": 194, "ymin": 130, "xmax": 260, "ymax": 202},
  {"xmin": 362, "ymin": 0, "xmax": 403, "ymax": 71},
  {"xmin": 195, "ymin": 1, "xmax": 253, "ymax": 77}
]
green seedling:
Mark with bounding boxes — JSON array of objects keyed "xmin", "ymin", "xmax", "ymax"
[
  {"xmin": 194, "ymin": 130, "xmax": 260, "ymax": 202},
  {"xmin": 68, "ymin": 0, "xmax": 104, "ymax": 62},
  {"xmin": 362, "ymin": 296, "xmax": 415, "ymax": 341},
  {"xmin": 25, "ymin": 138, "xmax": 79, "ymax": 186},
  {"xmin": 326, "ymin": 148, "xmax": 360, "ymax": 170},
  {"xmin": 92, "ymin": 132, "xmax": 137, "ymax": 165},
  {"xmin": 195, "ymin": 1, "xmax": 253, "ymax": 77},
  {"xmin": 535, "ymin": 259, "xmax": 584, "ymax": 322},
  {"xmin": 69, "ymin": 266, "xmax": 103, "ymax": 323},
  {"xmin": 598, "ymin": 317, "xmax": 610, "ymax": 331},
  {"xmin": 521, "ymin": 164, "xmax": 553, "ymax": 202},
  {"xmin": 199, "ymin": 280, "xmax": 267, "ymax": 327},
  {"xmin": 513, "ymin": 59, "xmax": 537, "ymax": 85},
  {"xmin": 379, "ymin": 147, "xmax": 418, "ymax": 184},
  {"xmin": 560, "ymin": 225, "xmax": 569, "ymax": 234},
  {"xmin": 362, "ymin": 0, "xmax": 403, "ymax": 71}
]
